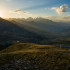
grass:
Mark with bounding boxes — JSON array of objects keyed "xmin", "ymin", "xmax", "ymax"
[{"xmin": 0, "ymin": 43, "xmax": 70, "ymax": 70}]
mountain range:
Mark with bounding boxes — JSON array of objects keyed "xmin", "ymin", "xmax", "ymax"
[{"xmin": 0, "ymin": 17, "xmax": 70, "ymax": 45}]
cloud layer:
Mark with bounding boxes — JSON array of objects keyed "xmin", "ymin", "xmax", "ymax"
[
  {"xmin": 10, "ymin": 9, "xmax": 30, "ymax": 14},
  {"xmin": 52, "ymin": 4, "xmax": 68, "ymax": 15},
  {"xmin": 45, "ymin": 15, "xmax": 70, "ymax": 22},
  {"xmin": 13, "ymin": 9, "xmax": 22, "ymax": 12},
  {"xmin": 9, "ymin": 9, "xmax": 37, "ymax": 18}
]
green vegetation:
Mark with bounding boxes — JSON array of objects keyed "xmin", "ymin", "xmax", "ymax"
[{"xmin": 0, "ymin": 43, "xmax": 70, "ymax": 70}]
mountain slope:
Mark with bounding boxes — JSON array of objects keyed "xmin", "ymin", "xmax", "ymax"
[
  {"xmin": 0, "ymin": 43, "xmax": 70, "ymax": 70},
  {"xmin": 8, "ymin": 18, "xmax": 70, "ymax": 39},
  {"xmin": 0, "ymin": 18, "xmax": 46, "ymax": 44}
]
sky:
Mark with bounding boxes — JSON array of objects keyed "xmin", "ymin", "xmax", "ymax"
[{"xmin": 0, "ymin": 0, "xmax": 70, "ymax": 19}]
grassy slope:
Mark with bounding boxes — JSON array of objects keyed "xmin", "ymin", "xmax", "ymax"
[{"xmin": 0, "ymin": 43, "xmax": 70, "ymax": 70}]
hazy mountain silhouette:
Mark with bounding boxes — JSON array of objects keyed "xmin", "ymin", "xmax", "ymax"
[
  {"xmin": 8, "ymin": 17, "xmax": 70, "ymax": 38},
  {"xmin": 0, "ymin": 17, "xmax": 70, "ymax": 46},
  {"xmin": 0, "ymin": 18, "xmax": 46, "ymax": 44}
]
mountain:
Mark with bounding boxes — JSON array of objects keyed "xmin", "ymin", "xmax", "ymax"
[
  {"xmin": 0, "ymin": 18, "xmax": 70, "ymax": 70},
  {"xmin": 8, "ymin": 17, "xmax": 70, "ymax": 38},
  {"xmin": 0, "ymin": 18, "xmax": 46, "ymax": 45},
  {"xmin": 0, "ymin": 17, "xmax": 70, "ymax": 45}
]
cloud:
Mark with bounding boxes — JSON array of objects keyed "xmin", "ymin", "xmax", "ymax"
[
  {"xmin": 6, "ymin": 0, "xmax": 15, "ymax": 1},
  {"xmin": 13, "ymin": 9, "xmax": 22, "ymax": 12},
  {"xmin": 9, "ymin": 9, "xmax": 37, "ymax": 18},
  {"xmin": 23, "ymin": 12, "xmax": 30, "ymax": 14},
  {"xmin": 9, "ymin": 9, "xmax": 22, "ymax": 13},
  {"xmin": 52, "ymin": 4, "xmax": 68, "ymax": 15},
  {"xmin": 45, "ymin": 15, "xmax": 70, "ymax": 22},
  {"xmin": 10, "ymin": 9, "xmax": 30, "ymax": 14},
  {"xmin": 51, "ymin": 7, "xmax": 57, "ymax": 10}
]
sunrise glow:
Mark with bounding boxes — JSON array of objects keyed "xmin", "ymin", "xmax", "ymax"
[{"xmin": 0, "ymin": 11, "xmax": 3, "ymax": 17}]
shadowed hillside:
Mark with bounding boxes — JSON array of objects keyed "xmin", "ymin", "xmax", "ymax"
[
  {"xmin": 8, "ymin": 17, "xmax": 70, "ymax": 39},
  {"xmin": 0, "ymin": 18, "xmax": 46, "ymax": 44}
]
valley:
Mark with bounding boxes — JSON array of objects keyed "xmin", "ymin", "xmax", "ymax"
[{"xmin": 0, "ymin": 17, "xmax": 70, "ymax": 70}]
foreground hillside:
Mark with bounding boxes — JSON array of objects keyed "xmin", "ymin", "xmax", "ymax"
[{"xmin": 0, "ymin": 43, "xmax": 70, "ymax": 70}]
